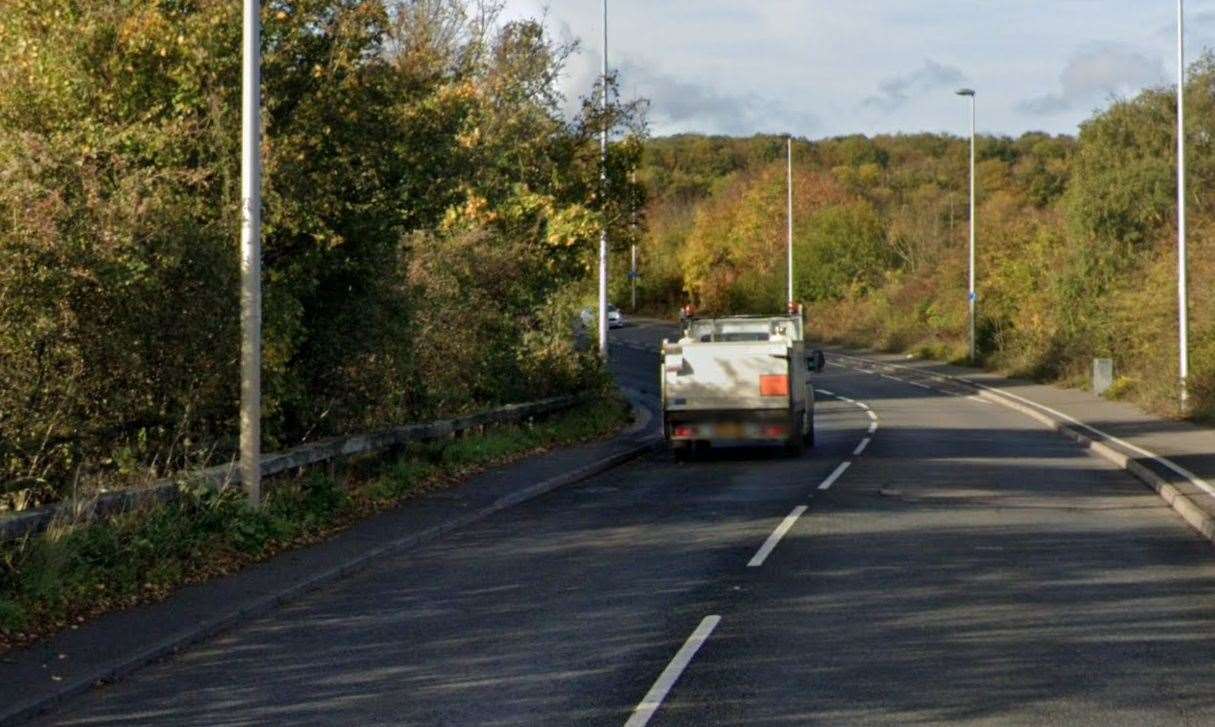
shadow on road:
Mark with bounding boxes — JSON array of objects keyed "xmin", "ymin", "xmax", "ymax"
[{"xmin": 33, "ymin": 324, "xmax": 1215, "ymax": 726}]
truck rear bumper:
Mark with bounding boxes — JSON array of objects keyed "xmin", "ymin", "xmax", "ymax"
[{"xmin": 665, "ymin": 409, "xmax": 801, "ymax": 444}]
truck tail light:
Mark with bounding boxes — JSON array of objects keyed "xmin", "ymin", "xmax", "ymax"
[
  {"xmin": 763, "ymin": 424, "xmax": 788, "ymax": 438},
  {"xmin": 673, "ymin": 425, "xmax": 695, "ymax": 439},
  {"xmin": 759, "ymin": 374, "xmax": 789, "ymax": 397}
]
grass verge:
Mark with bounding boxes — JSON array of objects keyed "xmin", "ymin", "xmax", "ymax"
[{"xmin": 0, "ymin": 396, "xmax": 631, "ymax": 653}]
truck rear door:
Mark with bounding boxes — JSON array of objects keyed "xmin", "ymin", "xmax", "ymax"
[{"xmin": 663, "ymin": 341, "xmax": 793, "ymax": 412}]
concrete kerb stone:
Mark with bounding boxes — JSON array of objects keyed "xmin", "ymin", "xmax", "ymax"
[
  {"xmin": 620, "ymin": 387, "xmax": 655, "ymax": 436},
  {"xmin": 830, "ymin": 350, "xmax": 1215, "ymax": 547},
  {"xmin": 0, "ymin": 398, "xmax": 660, "ymax": 726}
]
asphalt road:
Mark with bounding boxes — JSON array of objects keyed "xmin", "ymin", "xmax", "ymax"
[{"xmin": 33, "ymin": 322, "xmax": 1215, "ymax": 726}]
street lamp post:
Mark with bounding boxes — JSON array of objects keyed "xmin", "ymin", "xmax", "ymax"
[
  {"xmin": 787, "ymin": 136, "xmax": 794, "ymax": 310},
  {"xmin": 957, "ymin": 88, "xmax": 977, "ymax": 365},
  {"xmin": 630, "ymin": 169, "xmax": 638, "ymax": 312},
  {"xmin": 597, "ymin": 0, "xmax": 609, "ymax": 360},
  {"xmin": 240, "ymin": 0, "xmax": 262, "ymax": 506},
  {"xmin": 1178, "ymin": 0, "xmax": 1190, "ymax": 411},
  {"xmin": 631, "ymin": 244, "xmax": 638, "ymax": 311}
]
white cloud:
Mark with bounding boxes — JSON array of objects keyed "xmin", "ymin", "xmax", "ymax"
[
  {"xmin": 551, "ymin": 18, "xmax": 598, "ymax": 119},
  {"xmin": 501, "ymin": 0, "xmax": 1206, "ymax": 138},
  {"xmin": 552, "ymin": 24, "xmax": 812, "ymax": 136},
  {"xmin": 617, "ymin": 58, "xmax": 813, "ymax": 136},
  {"xmin": 1018, "ymin": 44, "xmax": 1167, "ymax": 115},
  {"xmin": 862, "ymin": 60, "xmax": 968, "ymax": 113}
]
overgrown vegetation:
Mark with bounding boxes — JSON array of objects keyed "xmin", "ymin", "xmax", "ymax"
[
  {"xmin": 635, "ymin": 58, "xmax": 1215, "ymax": 419},
  {"xmin": 0, "ymin": 0, "xmax": 646, "ymax": 506},
  {"xmin": 0, "ymin": 397, "xmax": 630, "ymax": 649}
]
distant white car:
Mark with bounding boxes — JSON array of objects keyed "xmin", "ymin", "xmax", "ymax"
[
  {"xmin": 608, "ymin": 304, "xmax": 626, "ymax": 328},
  {"xmin": 579, "ymin": 305, "xmax": 627, "ymax": 329}
]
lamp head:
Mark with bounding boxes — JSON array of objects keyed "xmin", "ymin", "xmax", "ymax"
[{"xmin": 956, "ymin": 88, "xmax": 976, "ymax": 97}]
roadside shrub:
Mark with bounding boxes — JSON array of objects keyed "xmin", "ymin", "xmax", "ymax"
[
  {"xmin": 0, "ymin": 398, "xmax": 628, "ymax": 643},
  {"xmin": 0, "ymin": 0, "xmax": 646, "ymax": 503}
]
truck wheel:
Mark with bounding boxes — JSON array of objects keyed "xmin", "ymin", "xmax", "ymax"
[
  {"xmin": 785, "ymin": 432, "xmax": 806, "ymax": 458},
  {"xmin": 674, "ymin": 444, "xmax": 697, "ymax": 463}
]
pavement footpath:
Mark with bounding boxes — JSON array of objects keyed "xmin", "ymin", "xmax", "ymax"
[
  {"xmin": 0, "ymin": 391, "xmax": 659, "ymax": 725},
  {"xmin": 825, "ymin": 345, "xmax": 1215, "ymax": 547}
]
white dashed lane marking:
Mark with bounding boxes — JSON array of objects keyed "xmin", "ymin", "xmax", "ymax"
[
  {"xmin": 624, "ymin": 616, "xmax": 722, "ymax": 727},
  {"xmin": 817, "ymin": 461, "xmax": 852, "ymax": 491},
  {"xmin": 745, "ymin": 386, "xmax": 882, "ymax": 569},
  {"xmin": 748, "ymin": 506, "xmax": 810, "ymax": 567}
]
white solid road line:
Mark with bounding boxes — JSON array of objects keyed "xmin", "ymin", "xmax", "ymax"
[
  {"xmin": 816, "ymin": 388, "xmax": 836, "ymax": 397},
  {"xmin": 830, "ymin": 350, "xmax": 1215, "ymax": 502},
  {"xmin": 867, "ymin": 421, "xmax": 878, "ymax": 434},
  {"xmin": 968, "ymin": 379, "xmax": 1215, "ymax": 501},
  {"xmin": 865, "ymin": 410, "xmax": 878, "ymax": 421},
  {"xmin": 853, "ymin": 437, "xmax": 871, "ymax": 456},
  {"xmin": 748, "ymin": 505, "xmax": 809, "ymax": 567},
  {"xmin": 818, "ymin": 461, "xmax": 852, "ymax": 491},
  {"xmin": 624, "ymin": 616, "xmax": 722, "ymax": 727}
]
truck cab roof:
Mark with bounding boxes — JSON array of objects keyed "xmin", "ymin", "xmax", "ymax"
[{"xmin": 681, "ymin": 315, "xmax": 804, "ymax": 344}]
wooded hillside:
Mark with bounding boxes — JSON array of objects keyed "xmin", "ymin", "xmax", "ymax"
[{"xmin": 635, "ymin": 59, "xmax": 1215, "ymax": 419}]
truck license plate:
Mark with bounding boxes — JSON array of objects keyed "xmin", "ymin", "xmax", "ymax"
[{"xmin": 715, "ymin": 422, "xmax": 744, "ymax": 438}]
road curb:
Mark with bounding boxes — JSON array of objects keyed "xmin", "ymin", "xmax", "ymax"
[
  {"xmin": 1, "ymin": 418, "xmax": 661, "ymax": 725},
  {"xmin": 831, "ymin": 351, "xmax": 1215, "ymax": 548},
  {"xmin": 970, "ymin": 387, "xmax": 1215, "ymax": 544},
  {"xmin": 620, "ymin": 388, "xmax": 655, "ymax": 436}
]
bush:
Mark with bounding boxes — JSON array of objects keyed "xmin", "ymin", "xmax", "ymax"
[
  {"xmin": 0, "ymin": 397, "xmax": 628, "ymax": 641},
  {"xmin": 0, "ymin": 1, "xmax": 646, "ymax": 503}
]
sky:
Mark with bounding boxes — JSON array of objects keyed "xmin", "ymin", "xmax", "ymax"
[{"xmin": 499, "ymin": 1, "xmax": 1215, "ymax": 140}]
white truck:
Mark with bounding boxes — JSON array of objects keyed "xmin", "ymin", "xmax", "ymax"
[{"xmin": 661, "ymin": 315, "xmax": 825, "ymax": 459}]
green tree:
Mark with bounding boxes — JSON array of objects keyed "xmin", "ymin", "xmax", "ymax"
[
  {"xmin": 0, "ymin": 0, "xmax": 646, "ymax": 502},
  {"xmin": 795, "ymin": 201, "xmax": 891, "ymax": 301}
]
